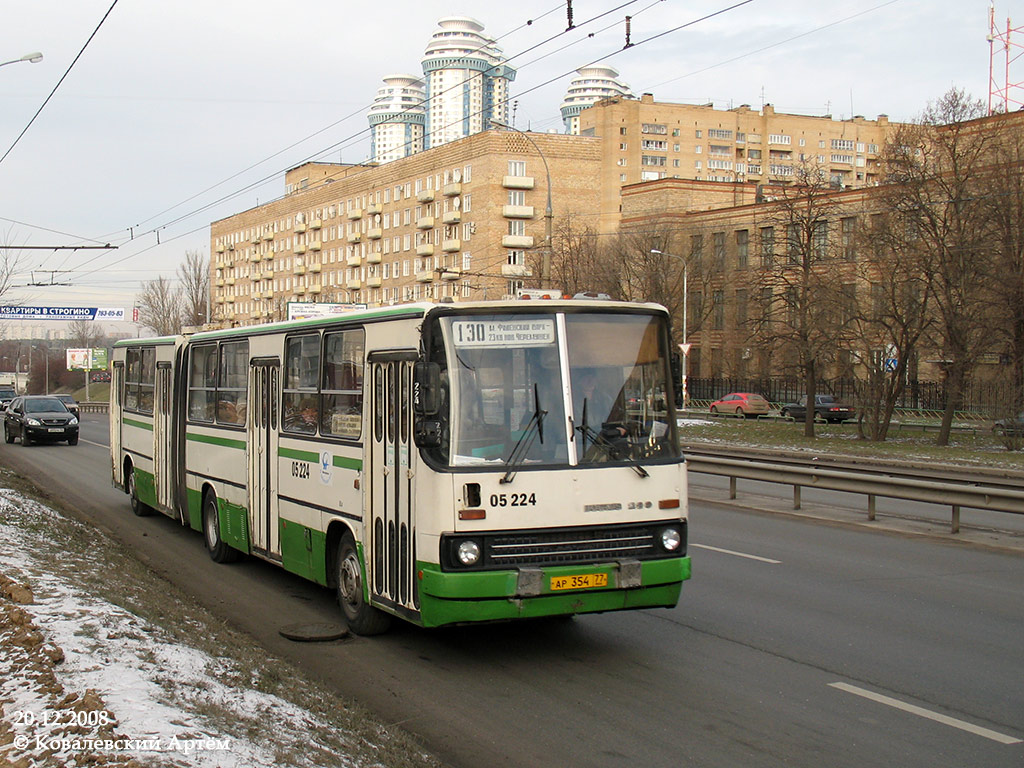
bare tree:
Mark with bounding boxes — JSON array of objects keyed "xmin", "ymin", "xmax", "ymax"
[
  {"xmin": 137, "ymin": 276, "xmax": 183, "ymax": 336},
  {"xmin": 879, "ymin": 89, "xmax": 998, "ymax": 445},
  {"xmin": 848, "ymin": 211, "xmax": 932, "ymax": 440},
  {"xmin": 68, "ymin": 319, "xmax": 104, "ymax": 349},
  {"xmin": 178, "ymin": 249, "xmax": 209, "ymax": 328},
  {"xmin": 751, "ymin": 164, "xmax": 851, "ymax": 437}
]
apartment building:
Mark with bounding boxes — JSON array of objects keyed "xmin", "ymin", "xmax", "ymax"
[
  {"xmin": 210, "ymin": 130, "xmax": 601, "ymax": 325},
  {"xmin": 579, "ymin": 93, "xmax": 896, "ymax": 232}
]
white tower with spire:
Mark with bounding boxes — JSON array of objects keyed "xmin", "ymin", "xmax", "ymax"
[{"xmin": 420, "ymin": 16, "xmax": 516, "ymax": 149}]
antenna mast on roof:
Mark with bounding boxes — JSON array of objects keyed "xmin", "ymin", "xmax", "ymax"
[{"xmin": 988, "ymin": 3, "xmax": 1024, "ymax": 114}]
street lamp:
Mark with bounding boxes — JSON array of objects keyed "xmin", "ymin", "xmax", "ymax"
[
  {"xmin": 0, "ymin": 52, "xmax": 43, "ymax": 69},
  {"xmin": 651, "ymin": 249, "xmax": 689, "ymax": 408},
  {"xmin": 31, "ymin": 344, "xmax": 49, "ymax": 395},
  {"xmin": 490, "ymin": 118, "xmax": 554, "ymax": 289}
]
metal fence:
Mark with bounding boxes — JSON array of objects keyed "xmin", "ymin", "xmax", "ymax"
[{"xmin": 686, "ymin": 376, "xmax": 1016, "ymax": 414}]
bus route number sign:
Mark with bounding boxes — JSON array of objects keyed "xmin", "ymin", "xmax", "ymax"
[{"xmin": 452, "ymin": 319, "xmax": 555, "ymax": 348}]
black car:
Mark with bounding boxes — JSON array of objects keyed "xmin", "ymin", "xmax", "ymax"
[
  {"xmin": 0, "ymin": 386, "xmax": 16, "ymax": 410},
  {"xmin": 54, "ymin": 393, "xmax": 80, "ymax": 419},
  {"xmin": 780, "ymin": 394, "xmax": 856, "ymax": 423},
  {"xmin": 992, "ymin": 412, "xmax": 1024, "ymax": 436},
  {"xmin": 4, "ymin": 395, "xmax": 79, "ymax": 446}
]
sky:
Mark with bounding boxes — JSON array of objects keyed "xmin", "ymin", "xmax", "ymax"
[{"xmin": 0, "ymin": 0, "xmax": 1017, "ymax": 336}]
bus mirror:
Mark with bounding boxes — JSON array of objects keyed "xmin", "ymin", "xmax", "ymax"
[{"xmin": 413, "ymin": 362, "xmax": 441, "ymax": 416}]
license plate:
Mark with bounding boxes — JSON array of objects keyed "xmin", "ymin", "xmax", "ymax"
[
  {"xmin": 48, "ymin": 428, "xmax": 64, "ymax": 433},
  {"xmin": 550, "ymin": 573, "xmax": 608, "ymax": 591}
]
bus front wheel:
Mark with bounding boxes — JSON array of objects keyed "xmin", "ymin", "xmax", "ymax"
[
  {"xmin": 336, "ymin": 534, "xmax": 391, "ymax": 636},
  {"xmin": 203, "ymin": 491, "xmax": 239, "ymax": 564}
]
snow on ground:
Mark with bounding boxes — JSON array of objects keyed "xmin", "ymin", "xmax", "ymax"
[{"xmin": 0, "ymin": 488, "xmax": 434, "ymax": 768}]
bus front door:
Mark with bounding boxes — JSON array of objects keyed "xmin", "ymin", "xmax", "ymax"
[
  {"xmin": 368, "ymin": 355, "xmax": 418, "ymax": 617},
  {"xmin": 154, "ymin": 362, "xmax": 174, "ymax": 512},
  {"xmin": 248, "ymin": 359, "xmax": 280, "ymax": 558}
]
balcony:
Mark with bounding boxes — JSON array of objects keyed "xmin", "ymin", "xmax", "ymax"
[
  {"xmin": 294, "ymin": 265, "xmax": 306, "ymax": 276},
  {"xmin": 308, "ymin": 285, "xmax": 322, "ymax": 294},
  {"xmin": 440, "ymin": 268, "xmax": 461, "ymax": 281},
  {"xmin": 347, "ymin": 278, "xmax": 362, "ymax": 290},
  {"xmin": 443, "ymin": 182, "xmax": 462, "ymax": 196},
  {"xmin": 263, "ymin": 231, "xmax": 274, "ymax": 241},
  {"xmin": 309, "ymin": 240, "xmax": 322, "ymax": 251},
  {"xmin": 215, "ymin": 279, "xmax": 224, "ymax": 287},
  {"xmin": 263, "ymin": 252, "xmax": 274, "ymax": 261},
  {"xmin": 294, "ymin": 222, "xmax": 306, "ymax": 233},
  {"xmin": 225, "ymin": 277, "xmax": 236, "ymax": 286},
  {"xmin": 502, "ymin": 205, "xmax": 534, "ymax": 219},
  {"xmin": 227, "ymin": 243, "xmax": 235, "ymax": 250},
  {"xmin": 310, "ymin": 218, "xmax": 322, "ymax": 230},
  {"xmin": 251, "ymin": 235, "xmax": 260, "ymax": 244},
  {"xmin": 215, "ymin": 244, "xmax": 225, "ymax": 253},
  {"xmin": 295, "ymin": 286, "xmax": 306, "ymax": 295},
  {"xmin": 367, "ymin": 227, "xmax": 383, "ymax": 240},
  {"xmin": 503, "ymin": 175, "xmax": 535, "ymax": 190},
  {"xmin": 502, "ymin": 234, "xmax": 535, "ymax": 249},
  {"xmin": 346, "ymin": 255, "xmax": 362, "ymax": 267},
  {"xmin": 417, "ymin": 190, "xmax": 435, "ymax": 203},
  {"xmin": 216, "ymin": 296, "xmax": 226, "ymax": 304},
  {"xmin": 415, "ymin": 270, "xmax": 435, "ymax": 283},
  {"xmin": 309, "ymin": 263, "xmax": 321, "ymax": 273},
  {"xmin": 501, "ymin": 263, "xmax": 532, "ymax": 278},
  {"xmin": 363, "ymin": 252, "xmax": 380, "ymax": 264},
  {"xmin": 294, "ymin": 244, "xmax": 306, "ymax": 255},
  {"xmin": 366, "ymin": 276, "xmax": 383, "ymax": 288},
  {"xmin": 249, "ymin": 253, "xmax": 261, "ymax": 263},
  {"xmin": 263, "ymin": 291, "xmax": 274, "ymax": 299},
  {"xmin": 416, "ymin": 216, "xmax": 435, "ymax": 230},
  {"xmin": 263, "ymin": 270, "xmax": 274, "ymax": 279},
  {"xmin": 366, "ymin": 203, "xmax": 382, "ymax": 215},
  {"xmin": 442, "ymin": 210, "xmax": 461, "ymax": 225},
  {"xmin": 442, "ymin": 239, "xmax": 461, "ymax": 252},
  {"xmin": 347, "ymin": 232, "xmax": 362, "ymax": 243},
  {"xmin": 347, "ymin": 208, "xmax": 362, "ymax": 220},
  {"xmin": 416, "ymin": 243, "xmax": 435, "ymax": 257}
]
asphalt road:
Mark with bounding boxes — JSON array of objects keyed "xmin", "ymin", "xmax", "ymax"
[{"xmin": 2, "ymin": 414, "xmax": 1022, "ymax": 768}]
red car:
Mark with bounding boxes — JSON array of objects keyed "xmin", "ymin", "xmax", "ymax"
[{"xmin": 709, "ymin": 392, "xmax": 770, "ymax": 417}]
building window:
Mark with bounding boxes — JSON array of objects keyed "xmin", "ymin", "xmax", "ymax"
[
  {"xmin": 760, "ymin": 227, "xmax": 774, "ymax": 266},
  {"xmin": 736, "ymin": 229, "xmax": 749, "ymax": 269}
]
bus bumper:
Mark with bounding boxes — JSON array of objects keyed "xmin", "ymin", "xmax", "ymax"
[{"xmin": 415, "ymin": 556, "xmax": 690, "ymax": 628}]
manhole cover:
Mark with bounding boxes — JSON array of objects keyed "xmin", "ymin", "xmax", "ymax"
[{"xmin": 279, "ymin": 622, "xmax": 349, "ymax": 642}]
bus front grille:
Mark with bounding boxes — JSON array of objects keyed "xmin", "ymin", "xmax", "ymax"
[{"xmin": 440, "ymin": 521, "xmax": 686, "ymax": 571}]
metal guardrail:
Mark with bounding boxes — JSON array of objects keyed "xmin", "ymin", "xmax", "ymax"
[
  {"xmin": 79, "ymin": 402, "xmax": 109, "ymax": 414},
  {"xmin": 685, "ymin": 453, "xmax": 1024, "ymax": 533}
]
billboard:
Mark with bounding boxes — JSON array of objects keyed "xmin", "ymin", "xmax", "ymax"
[
  {"xmin": 66, "ymin": 348, "xmax": 109, "ymax": 371},
  {"xmin": 0, "ymin": 306, "xmax": 125, "ymax": 321},
  {"xmin": 286, "ymin": 302, "xmax": 367, "ymax": 321}
]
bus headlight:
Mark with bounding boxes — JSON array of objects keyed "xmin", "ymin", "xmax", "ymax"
[
  {"xmin": 659, "ymin": 527, "xmax": 682, "ymax": 552},
  {"xmin": 456, "ymin": 539, "xmax": 481, "ymax": 566}
]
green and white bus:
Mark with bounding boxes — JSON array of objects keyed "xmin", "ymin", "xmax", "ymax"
[{"xmin": 111, "ymin": 300, "xmax": 690, "ymax": 634}]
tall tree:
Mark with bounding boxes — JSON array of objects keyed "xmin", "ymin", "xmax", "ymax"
[
  {"xmin": 880, "ymin": 89, "xmax": 997, "ymax": 445},
  {"xmin": 137, "ymin": 276, "xmax": 183, "ymax": 336},
  {"xmin": 178, "ymin": 249, "xmax": 209, "ymax": 328},
  {"xmin": 752, "ymin": 164, "xmax": 850, "ymax": 437}
]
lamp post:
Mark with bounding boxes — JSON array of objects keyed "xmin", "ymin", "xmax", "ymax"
[
  {"xmin": 490, "ymin": 119, "xmax": 554, "ymax": 289},
  {"xmin": 651, "ymin": 249, "xmax": 689, "ymax": 408},
  {"xmin": 32, "ymin": 344, "xmax": 49, "ymax": 395},
  {"xmin": 0, "ymin": 52, "xmax": 43, "ymax": 69}
]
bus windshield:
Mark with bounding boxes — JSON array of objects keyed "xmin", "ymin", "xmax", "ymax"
[{"xmin": 430, "ymin": 311, "xmax": 680, "ymax": 469}]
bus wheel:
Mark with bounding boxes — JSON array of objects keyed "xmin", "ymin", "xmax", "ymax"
[
  {"xmin": 203, "ymin": 491, "xmax": 239, "ymax": 564},
  {"xmin": 336, "ymin": 534, "xmax": 391, "ymax": 635},
  {"xmin": 127, "ymin": 467, "xmax": 152, "ymax": 517}
]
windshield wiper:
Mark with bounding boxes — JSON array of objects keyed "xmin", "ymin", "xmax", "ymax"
[
  {"xmin": 500, "ymin": 384, "xmax": 546, "ymax": 485},
  {"xmin": 575, "ymin": 409, "xmax": 649, "ymax": 479}
]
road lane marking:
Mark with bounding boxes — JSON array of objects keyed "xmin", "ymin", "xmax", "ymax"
[
  {"xmin": 829, "ymin": 682, "xmax": 1022, "ymax": 745},
  {"xmin": 690, "ymin": 543, "xmax": 781, "ymax": 564},
  {"xmin": 81, "ymin": 438, "xmax": 108, "ymax": 449}
]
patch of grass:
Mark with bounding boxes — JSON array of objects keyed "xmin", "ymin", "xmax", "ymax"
[{"xmin": 679, "ymin": 417, "xmax": 1024, "ymax": 470}]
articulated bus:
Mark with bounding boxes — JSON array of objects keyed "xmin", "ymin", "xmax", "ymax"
[{"xmin": 111, "ymin": 300, "xmax": 690, "ymax": 634}]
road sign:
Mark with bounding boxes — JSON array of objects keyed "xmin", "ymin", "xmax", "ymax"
[{"xmin": 884, "ymin": 358, "xmax": 898, "ymax": 372}]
